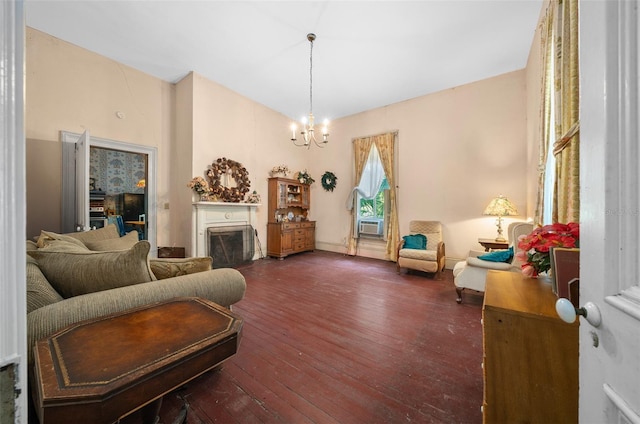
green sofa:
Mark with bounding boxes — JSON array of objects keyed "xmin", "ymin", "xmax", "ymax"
[{"xmin": 25, "ymin": 224, "xmax": 246, "ymax": 367}]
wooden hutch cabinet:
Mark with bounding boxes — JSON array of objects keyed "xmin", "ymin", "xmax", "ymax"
[
  {"xmin": 482, "ymin": 270, "xmax": 578, "ymax": 424},
  {"xmin": 266, "ymin": 177, "xmax": 315, "ymax": 259}
]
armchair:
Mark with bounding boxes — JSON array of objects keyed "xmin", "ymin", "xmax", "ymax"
[
  {"xmin": 452, "ymin": 221, "xmax": 533, "ymax": 303},
  {"xmin": 397, "ymin": 220, "xmax": 446, "ymax": 279}
]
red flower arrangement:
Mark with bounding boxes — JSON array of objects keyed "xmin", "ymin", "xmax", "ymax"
[{"xmin": 516, "ymin": 222, "xmax": 580, "ymax": 277}]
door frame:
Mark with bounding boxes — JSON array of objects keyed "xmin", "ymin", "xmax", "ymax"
[
  {"xmin": 580, "ymin": 0, "xmax": 640, "ymax": 422},
  {"xmin": 61, "ymin": 131, "xmax": 158, "ymax": 256},
  {"xmin": 0, "ymin": 0, "xmax": 27, "ymax": 419}
]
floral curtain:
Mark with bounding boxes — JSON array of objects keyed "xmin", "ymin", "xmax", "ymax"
[
  {"xmin": 553, "ymin": 0, "xmax": 580, "ymax": 223},
  {"xmin": 535, "ymin": 0, "xmax": 580, "ymax": 225},
  {"xmin": 533, "ymin": 2, "xmax": 556, "ymax": 226},
  {"xmin": 347, "ymin": 137, "xmax": 374, "ymax": 255},
  {"xmin": 374, "ymin": 133, "xmax": 399, "ymax": 261}
]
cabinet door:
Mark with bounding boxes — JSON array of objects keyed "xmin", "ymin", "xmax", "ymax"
[
  {"xmin": 277, "ymin": 181, "xmax": 287, "ymax": 209},
  {"xmin": 304, "ymin": 226, "xmax": 315, "ymax": 250},
  {"xmin": 302, "ymin": 184, "xmax": 310, "ymax": 208},
  {"xmin": 281, "ymin": 228, "xmax": 294, "ymax": 253}
]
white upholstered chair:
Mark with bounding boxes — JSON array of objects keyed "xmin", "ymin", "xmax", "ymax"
[
  {"xmin": 452, "ymin": 221, "xmax": 533, "ymax": 303},
  {"xmin": 397, "ymin": 220, "xmax": 446, "ymax": 279}
]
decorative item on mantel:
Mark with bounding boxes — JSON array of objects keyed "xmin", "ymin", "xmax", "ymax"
[
  {"xmin": 246, "ymin": 191, "xmax": 261, "ymax": 204},
  {"xmin": 188, "ymin": 176, "xmax": 211, "ymax": 201},
  {"xmin": 270, "ymin": 165, "xmax": 289, "ymax": 178},
  {"xmin": 296, "ymin": 170, "xmax": 315, "ymax": 185},
  {"xmin": 206, "ymin": 157, "xmax": 251, "ymax": 203},
  {"xmin": 516, "ymin": 222, "xmax": 580, "ymax": 278}
]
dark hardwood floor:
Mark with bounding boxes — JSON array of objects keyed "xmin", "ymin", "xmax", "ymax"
[{"xmin": 144, "ymin": 251, "xmax": 485, "ymax": 424}]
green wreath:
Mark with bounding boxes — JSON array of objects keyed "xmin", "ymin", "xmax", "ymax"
[{"xmin": 321, "ymin": 171, "xmax": 338, "ymax": 192}]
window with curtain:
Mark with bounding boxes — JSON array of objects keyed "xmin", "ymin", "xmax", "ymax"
[
  {"xmin": 355, "ymin": 145, "xmax": 388, "ymax": 239},
  {"xmin": 542, "ymin": 30, "xmax": 556, "ymax": 225},
  {"xmin": 535, "ymin": 0, "xmax": 580, "ymax": 225},
  {"xmin": 347, "ymin": 132, "xmax": 399, "ymax": 260}
]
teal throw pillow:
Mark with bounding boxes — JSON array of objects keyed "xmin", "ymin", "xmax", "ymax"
[
  {"xmin": 478, "ymin": 246, "xmax": 514, "ymax": 263},
  {"xmin": 402, "ymin": 234, "xmax": 427, "ymax": 250}
]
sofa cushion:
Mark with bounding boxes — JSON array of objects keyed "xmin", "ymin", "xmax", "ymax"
[
  {"xmin": 63, "ymin": 224, "xmax": 121, "ymax": 244},
  {"xmin": 149, "ymin": 257, "xmax": 212, "ymax": 280},
  {"xmin": 399, "ymin": 248, "xmax": 437, "ymax": 261},
  {"xmin": 26, "ymin": 256, "xmax": 63, "ymax": 313},
  {"xmin": 27, "ymin": 241, "xmax": 155, "ymax": 298},
  {"xmin": 83, "ymin": 230, "xmax": 139, "ymax": 251},
  {"xmin": 36, "ymin": 230, "xmax": 88, "ymax": 249}
]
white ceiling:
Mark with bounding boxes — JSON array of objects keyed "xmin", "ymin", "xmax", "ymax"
[{"xmin": 25, "ymin": 0, "xmax": 543, "ymax": 120}]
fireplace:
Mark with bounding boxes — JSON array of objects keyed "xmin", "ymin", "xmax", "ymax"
[
  {"xmin": 207, "ymin": 225, "xmax": 255, "ymax": 268},
  {"xmin": 192, "ymin": 201, "xmax": 260, "ymax": 263}
]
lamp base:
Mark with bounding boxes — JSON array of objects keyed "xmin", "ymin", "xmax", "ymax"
[{"xmin": 494, "ymin": 236, "xmax": 507, "ymax": 242}]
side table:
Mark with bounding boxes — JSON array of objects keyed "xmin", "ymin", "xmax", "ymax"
[
  {"xmin": 32, "ymin": 297, "xmax": 243, "ymax": 424},
  {"xmin": 478, "ymin": 238, "xmax": 509, "ymax": 252}
]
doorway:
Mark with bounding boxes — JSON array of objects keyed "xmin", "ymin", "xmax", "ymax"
[{"xmin": 61, "ymin": 131, "xmax": 157, "ymax": 255}]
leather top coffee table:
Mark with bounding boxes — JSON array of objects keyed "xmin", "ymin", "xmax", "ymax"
[{"xmin": 32, "ymin": 297, "xmax": 243, "ymax": 424}]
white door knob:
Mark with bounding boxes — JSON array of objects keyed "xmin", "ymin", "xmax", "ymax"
[{"xmin": 555, "ymin": 298, "xmax": 602, "ymax": 327}]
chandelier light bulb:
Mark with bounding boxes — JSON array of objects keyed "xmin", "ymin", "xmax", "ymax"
[{"xmin": 290, "ymin": 123, "xmax": 297, "ymax": 140}]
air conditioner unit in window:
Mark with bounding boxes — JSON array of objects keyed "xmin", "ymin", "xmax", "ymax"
[{"xmin": 359, "ymin": 219, "xmax": 383, "ymax": 236}]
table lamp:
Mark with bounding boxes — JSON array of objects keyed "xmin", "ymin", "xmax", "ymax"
[{"xmin": 483, "ymin": 195, "xmax": 518, "ymax": 242}]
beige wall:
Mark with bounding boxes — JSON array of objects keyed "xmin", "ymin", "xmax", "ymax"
[
  {"xmin": 25, "ymin": 28, "xmax": 174, "ymax": 242},
  {"xmin": 314, "ymin": 70, "xmax": 529, "ymax": 263},
  {"xmin": 175, "ymin": 72, "xmax": 301, "ymax": 255},
  {"xmin": 26, "ymin": 25, "xmax": 532, "ymax": 266}
]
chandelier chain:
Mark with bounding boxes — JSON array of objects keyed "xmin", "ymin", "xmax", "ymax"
[
  {"xmin": 309, "ymin": 36, "xmax": 313, "ymax": 116},
  {"xmin": 290, "ymin": 32, "xmax": 328, "ymax": 149}
]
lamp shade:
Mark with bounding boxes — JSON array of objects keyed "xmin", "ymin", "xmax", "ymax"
[{"xmin": 483, "ymin": 195, "xmax": 518, "ymax": 217}]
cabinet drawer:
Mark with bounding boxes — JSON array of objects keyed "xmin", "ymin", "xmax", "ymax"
[
  {"xmin": 283, "ymin": 223, "xmax": 301, "ymax": 229},
  {"xmin": 300, "ymin": 222, "xmax": 315, "ymax": 228}
]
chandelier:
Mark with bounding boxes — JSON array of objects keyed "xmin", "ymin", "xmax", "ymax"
[{"xmin": 290, "ymin": 33, "xmax": 329, "ymax": 148}]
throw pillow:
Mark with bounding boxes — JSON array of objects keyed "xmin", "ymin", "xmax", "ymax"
[
  {"xmin": 83, "ymin": 230, "xmax": 139, "ymax": 251},
  {"xmin": 27, "ymin": 240, "xmax": 154, "ymax": 298},
  {"xmin": 149, "ymin": 257, "xmax": 213, "ymax": 280},
  {"xmin": 478, "ymin": 246, "xmax": 514, "ymax": 263},
  {"xmin": 63, "ymin": 224, "xmax": 121, "ymax": 245},
  {"xmin": 402, "ymin": 234, "xmax": 427, "ymax": 250},
  {"xmin": 36, "ymin": 230, "xmax": 88, "ymax": 249},
  {"xmin": 26, "ymin": 256, "xmax": 64, "ymax": 313}
]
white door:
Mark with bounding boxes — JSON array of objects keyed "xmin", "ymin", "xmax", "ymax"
[
  {"xmin": 580, "ymin": 2, "xmax": 640, "ymax": 422},
  {"xmin": 75, "ymin": 130, "xmax": 90, "ymax": 231}
]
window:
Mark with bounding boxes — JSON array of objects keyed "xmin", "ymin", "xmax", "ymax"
[
  {"xmin": 356, "ymin": 146, "xmax": 388, "ymax": 239},
  {"xmin": 357, "ymin": 177, "xmax": 389, "ymax": 239}
]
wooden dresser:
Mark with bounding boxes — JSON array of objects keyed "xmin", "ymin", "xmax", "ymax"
[
  {"xmin": 482, "ymin": 270, "xmax": 578, "ymax": 423},
  {"xmin": 266, "ymin": 177, "xmax": 315, "ymax": 259}
]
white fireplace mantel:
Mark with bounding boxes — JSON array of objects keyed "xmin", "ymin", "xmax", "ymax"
[{"xmin": 192, "ymin": 202, "xmax": 260, "ymax": 258}]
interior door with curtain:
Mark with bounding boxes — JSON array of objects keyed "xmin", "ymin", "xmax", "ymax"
[{"xmin": 579, "ymin": 2, "xmax": 640, "ymax": 422}]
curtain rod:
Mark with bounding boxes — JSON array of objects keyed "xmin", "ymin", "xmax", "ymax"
[{"xmin": 351, "ymin": 130, "xmax": 399, "ymax": 142}]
